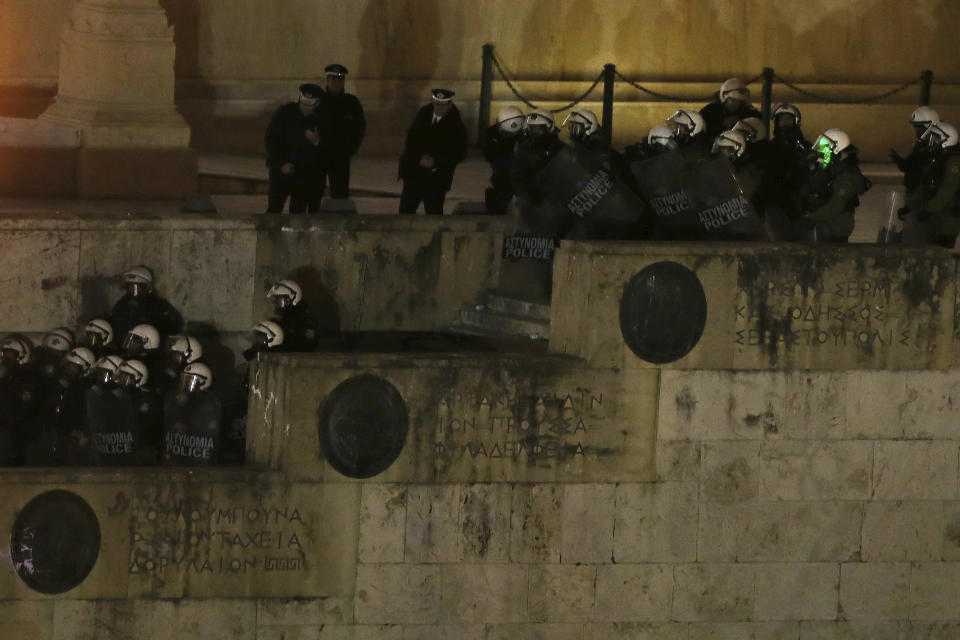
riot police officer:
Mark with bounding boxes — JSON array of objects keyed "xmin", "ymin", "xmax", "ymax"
[
  {"xmin": 34, "ymin": 327, "xmax": 74, "ymax": 379},
  {"xmin": 624, "ymin": 124, "xmax": 678, "ymax": 162},
  {"xmin": 511, "ymin": 110, "xmax": 565, "ymax": 206},
  {"xmin": 79, "ymin": 316, "xmax": 118, "ymax": 358},
  {"xmin": 564, "ymin": 109, "xmax": 609, "ymax": 152},
  {"xmin": 266, "ymin": 279, "xmax": 319, "ymax": 352},
  {"xmin": 482, "ymin": 105, "xmax": 525, "ymax": 214},
  {"xmin": 900, "ymin": 122, "xmax": 960, "ymax": 248},
  {"xmin": 668, "ymin": 109, "xmax": 710, "ymax": 162},
  {"xmin": 700, "ymin": 78, "xmax": 762, "ymax": 139},
  {"xmin": 227, "ymin": 321, "xmax": 286, "ymax": 464},
  {"xmin": 157, "ymin": 335, "xmax": 204, "ymax": 395},
  {"xmin": 713, "ymin": 130, "xmax": 764, "ymax": 208},
  {"xmin": 120, "ymin": 324, "xmax": 165, "ymax": 388},
  {"xmin": 242, "ymin": 320, "xmax": 285, "ymax": 362},
  {"xmin": 0, "ymin": 336, "xmax": 42, "ymax": 465},
  {"xmin": 398, "ymin": 88, "xmax": 469, "ymax": 215},
  {"xmin": 315, "ymin": 64, "xmax": 366, "ymax": 201},
  {"xmin": 111, "ymin": 265, "xmax": 183, "ymax": 340},
  {"xmin": 799, "ymin": 129, "xmax": 871, "ymax": 242},
  {"xmin": 116, "ymin": 359, "xmax": 163, "ymax": 465},
  {"xmin": 36, "ymin": 346, "xmax": 95, "ymax": 465},
  {"xmin": 265, "ymin": 83, "xmax": 325, "ymax": 213},
  {"xmin": 892, "ymin": 106, "xmax": 941, "ymax": 193},
  {"xmin": 163, "ymin": 362, "xmax": 221, "ymax": 466}
]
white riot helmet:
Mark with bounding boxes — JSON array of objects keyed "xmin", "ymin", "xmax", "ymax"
[
  {"xmin": 712, "ymin": 130, "xmax": 747, "ymax": 159},
  {"xmin": 813, "ymin": 129, "xmax": 852, "ymax": 167},
  {"xmin": 921, "ymin": 122, "xmax": 959, "ymax": 149},
  {"xmin": 524, "ymin": 109, "xmax": 556, "ymax": 134},
  {"xmin": 42, "ymin": 327, "xmax": 75, "ymax": 352},
  {"xmin": 734, "ymin": 117, "xmax": 766, "ymax": 142},
  {"xmin": 719, "ymin": 78, "xmax": 750, "ymax": 104},
  {"xmin": 179, "ymin": 362, "xmax": 212, "ymax": 392},
  {"xmin": 65, "ymin": 347, "xmax": 96, "ymax": 371},
  {"xmin": 647, "ymin": 124, "xmax": 678, "ymax": 150},
  {"xmin": 90, "ymin": 354, "xmax": 123, "ymax": 385},
  {"xmin": 83, "ymin": 317, "xmax": 114, "ymax": 348},
  {"xmin": 253, "ymin": 320, "xmax": 285, "ymax": 349},
  {"xmin": 121, "ymin": 265, "xmax": 154, "ymax": 297},
  {"xmin": 564, "ymin": 109, "xmax": 600, "ymax": 141},
  {"xmin": 773, "ymin": 103, "xmax": 802, "ymax": 127},
  {"xmin": 117, "ymin": 359, "xmax": 149, "ymax": 389},
  {"xmin": 167, "ymin": 335, "xmax": 203, "ymax": 367},
  {"xmin": 63, "ymin": 347, "xmax": 96, "ymax": 378},
  {"xmin": 496, "ymin": 106, "xmax": 525, "ymax": 135},
  {"xmin": 911, "ymin": 106, "xmax": 940, "ymax": 139},
  {"xmin": 1, "ymin": 335, "xmax": 32, "ymax": 365},
  {"xmin": 267, "ymin": 279, "xmax": 302, "ymax": 309},
  {"xmin": 122, "ymin": 324, "xmax": 160, "ymax": 355},
  {"xmin": 668, "ymin": 109, "xmax": 705, "ymax": 141}
]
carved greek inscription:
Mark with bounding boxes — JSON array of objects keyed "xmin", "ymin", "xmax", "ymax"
[
  {"xmin": 128, "ymin": 502, "xmax": 308, "ymax": 577},
  {"xmin": 434, "ymin": 388, "xmax": 605, "ymax": 465},
  {"xmin": 735, "ymin": 268, "xmax": 936, "ymax": 354}
]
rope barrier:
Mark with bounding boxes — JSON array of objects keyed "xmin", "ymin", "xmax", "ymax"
[
  {"xmin": 773, "ymin": 74, "xmax": 923, "ymax": 104},
  {"xmin": 491, "ymin": 53, "xmax": 604, "ymax": 113},
  {"xmin": 614, "ymin": 71, "xmax": 761, "ymax": 102}
]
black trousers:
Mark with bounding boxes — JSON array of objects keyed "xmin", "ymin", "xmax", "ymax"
[
  {"xmin": 266, "ymin": 166, "xmax": 321, "ymax": 214},
  {"xmin": 399, "ymin": 180, "xmax": 446, "ymax": 215},
  {"xmin": 318, "ymin": 155, "xmax": 351, "ymax": 200}
]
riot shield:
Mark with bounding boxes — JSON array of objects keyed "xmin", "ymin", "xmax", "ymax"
[
  {"xmin": 532, "ymin": 145, "xmax": 653, "ymax": 240},
  {"xmin": 84, "ymin": 386, "xmax": 140, "ymax": 466},
  {"xmin": 162, "ymin": 390, "xmax": 221, "ymax": 467},
  {"xmin": 630, "ymin": 151, "xmax": 765, "ymax": 240},
  {"xmin": 133, "ymin": 391, "xmax": 163, "ymax": 465}
]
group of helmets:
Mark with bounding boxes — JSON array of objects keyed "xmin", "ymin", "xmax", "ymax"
[
  {"xmin": 496, "ymin": 105, "xmax": 600, "ymax": 141},
  {"xmin": 910, "ymin": 106, "xmax": 958, "ymax": 149},
  {"xmin": 250, "ymin": 279, "xmax": 300, "ymax": 351}
]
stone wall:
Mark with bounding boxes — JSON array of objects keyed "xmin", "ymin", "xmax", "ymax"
[
  {"xmin": 0, "ymin": 213, "xmax": 505, "ymax": 338},
  {"xmin": 1, "ymin": 1, "xmax": 958, "ymax": 159}
]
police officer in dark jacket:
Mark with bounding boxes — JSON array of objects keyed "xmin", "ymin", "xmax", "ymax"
[
  {"xmin": 265, "ymin": 83, "xmax": 324, "ymax": 213},
  {"xmin": 266, "ymin": 280, "xmax": 319, "ymax": 352},
  {"xmin": 111, "ymin": 266, "xmax": 183, "ymax": 341},
  {"xmin": 891, "ymin": 106, "xmax": 940, "ymax": 193},
  {"xmin": 482, "ymin": 105, "xmax": 525, "ymax": 214},
  {"xmin": 398, "ymin": 88, "xmax": 468, "ymax": 215},
  {"xmin": 799, "ymin": 129, "xmax": 871, "ymax": 243},
  {"xmin": 700, "ymin": 78, "xmax": 762, "ymax": 140},
  {"xmin": 315, "ymin": 64, "xmax": 365, "ymax": 200}
]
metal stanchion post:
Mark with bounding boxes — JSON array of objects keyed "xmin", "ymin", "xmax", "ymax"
[
  {"xmin": 478, "ymin": 44, "xmax": 495, "ymax": 146},
  {"xmin": 921, "ymin": 69, "xmax": 933, "ymax": 106},
  {"xmin": 761, "ymin": 67, "xmax": 775, "ymax": 138},
  {"xmin": 601, "ymin": 63, "xmax": 616, "ymax": 137}
]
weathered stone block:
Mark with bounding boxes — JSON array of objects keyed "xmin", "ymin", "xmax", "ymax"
[
  {"xmin": 592, "ymin": 564, "xmax": 674, "ymax": 622},
  {"xmin": 0, "ymin": 230, "xmax": 80, "ymax": 331},
  {"xmin": 583, "ymin": 622, "xmax": 688, "ymax": 639},
  {"xmin": 560, "ymin": 484, "xmax": 615, "ymax": 563},
  {"xmin": 688, "ymin": 621, "xmax": 801, "ymax": 640},
  {"xmin": 404, "ymin": 485, "xmax": 462, "ymax": 563},
  {"xmin": 838, "ymin": 563, "xmax": 910, "ymax": 620},
  {"xmin": 782, "ymin": 372, "xmax": 847, "ymax": 439},
  {"xmin": 842, "ymin": 371, "xmax": 910, "ymax": 439},
  {"xmin": 896, "ymin": 622, "xmax": 960, "ymax": 639},
  {"xmin": 527, "ymin": 564, "xmax": 597, "ymax": 623},
  {"xmin": 354, "ymin": 564, "xmax": 440, "ymax": 625},
  {"xmin": 700, "ymin": 442, "xmax": 760, "ymax": 502},
  {"xmin": 655, "ymin": 440, "xmax": 701, "ymax": 482},
  {"xmin": 941, "ymin": 502, "xmax": 960, "ymax": 560},
  {"xmin": 459, "ymin": 484, "xmax": 512, "ymax": 563},
  {"xmin": 256, "ymin": 597, "xmax": 352, "ymax": 627},
  {"xmin": 872, "ymin": 441, "xmax": 959, "ymax": 500},
  {"xmin": 358, "ymin": 484, "xmax": 407, "ymax": 564},
  {"xmin": 510, "ymin": 484, "xmax": 563, "ymax": 563},
  {"xmin": 798, "ymin": 620, "xmax": 901, "ymax": 640},
  {"xmin": 438, "ymin": 564, "xmax": 528, "ymax": 623},
  {"xmin": 613, "ymin": 482, "xmax": 698, "ymax": 562},
  {"xmin": 753, "ymin": 563, "xmax": 839, "ymax": 620},
  {"xmin": 248, "ymin": 355, "xmax": 659, "ymax": 484},
  {"xmin": 861, "ymin": 501, "xmax": 943, "ymax": 561},
  {"xmin": 0, "ymin": 600, "xmax": 54, "ymax": 640},
  {"xmin": 899, "ymin": 370, "xmax": 960, "ymax": 439},
  {"xmin": 482, "ymin": 624, "xmax": 583, "ymax": 640},
  {"xmin": 672, "ymin": 563, "xmax": 755, "ymax": 622},
  {"xmin": 909, "ymin": 562, "xmax": 960, "ymax": 620},
  {"xmin": 758, "ymin": 440, "xmax": 872, "ymax": 501},
  {"xmin": 657, "ymin": 370, "xmax": 786, "ymax": 440},
  {"xmin": 699, "ymin": 502, "xmax": 863, "ymax": 562}
]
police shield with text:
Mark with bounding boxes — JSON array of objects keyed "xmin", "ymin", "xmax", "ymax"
[
  {"xmin": 81, "ymin": 355, "xmax": 125, "ymax": 466},
  {"xmin": 86, "ymin": 359, "xmax": 144, "ymax": 466},
  {"xmin": 163, "ymin": 362, "xmax": 221, "ymax": 467},
  {"xmin": 36, "ymin": 346, "xmax": 95, "ymax": 465},
  {"xmin": 117, "ymin": 359, "xmax": 163, "ymax": 465}
]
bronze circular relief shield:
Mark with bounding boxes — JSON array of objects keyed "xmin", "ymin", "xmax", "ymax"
[
  {"xmin": 10, "ymin": 490, "xmax": 101, "ymax": 594},
  {"xmin": 619, "ymin": 261, "xmax": 707, "ymax": 364},
  {"xmin": 318, "ymin": 374, "xmax": 409, "ymax": 478}
]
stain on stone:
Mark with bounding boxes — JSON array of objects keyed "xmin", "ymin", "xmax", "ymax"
[
  {"xmin": 108, "ymin": 491, "xmax": 128, "ymax": 516},
  {"xmin": 743, "ymin": 402, "xmax": 779, "ymax": 434},
  {"xmin": 675, "ymin": 386, "xmax": 697, "ymax": 421},
  {"xmin": 40, "ymin": 275, "xmax": 69, "ymax": 290},
  {"xmin": 461, "ymin": 491, "xmax": 492, "ymax": 558},
  {"xmin": 945, "ymin": 514, "xmax": 960, "ymax": 548}
]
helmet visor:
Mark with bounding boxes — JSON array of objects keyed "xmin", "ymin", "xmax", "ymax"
[
  {"xmin": 179, "ymin": 372, "xmax": 207, "ymax": 393},
  {"xmin": 115, "ymin": 370, "xmax": 139, "ymax": 388},
  {"xmin": 121, "ymin": 333, "xmax": 146, "ymax": 356},
  {"xmin": 814, "ymin": 136, "xmax": 835, "ymax": 166}
]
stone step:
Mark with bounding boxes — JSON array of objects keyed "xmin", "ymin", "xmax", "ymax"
[
  {"xmin": 457, "ymin": 308, "xmax": 551, "ymax": 340},
  {"xmin": 482, "ymin": 293, "xmax": 552, "ymax": 322}
]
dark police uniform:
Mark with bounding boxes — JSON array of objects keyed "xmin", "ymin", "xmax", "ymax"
[
  {"xmin": 316, "ymin": 64, "xmax": 365, "ymax": 200},
  {"xmin": 482, "ymin": 123, "xmax": 522, "ymax": 214},
  {"xmin": 800, "ymin": 148, "xmax": 870, "ymax": 242},
  {"xmin": 398, "ymin": 89, "xmax": 468, "ymax": 215},
  {"xmin": 265, "ymin": 84, "xmax": 323, "ymax": 213},
  {"xmin": 111, "ymin": 291, "xmax": 183, "ymax": 342},
  {"xmin": 700, "ymin": 94, "xmax": 762, "ymax": 141},
  {"xmin": 274, "ymin": 302, "xmax": 320, "ymax": 352}
]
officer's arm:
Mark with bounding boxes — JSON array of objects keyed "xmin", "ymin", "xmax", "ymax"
[
  {"xmin": 926, "ymin": 156, "xmax": 960, "ymax": 214},
  {"xmin": 805, "ymin": 172, "xmax": 856, "ymax": 222},
  {"xmin": 264, "ymin": 108, "xmax": 287, "ymax": 167}
]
